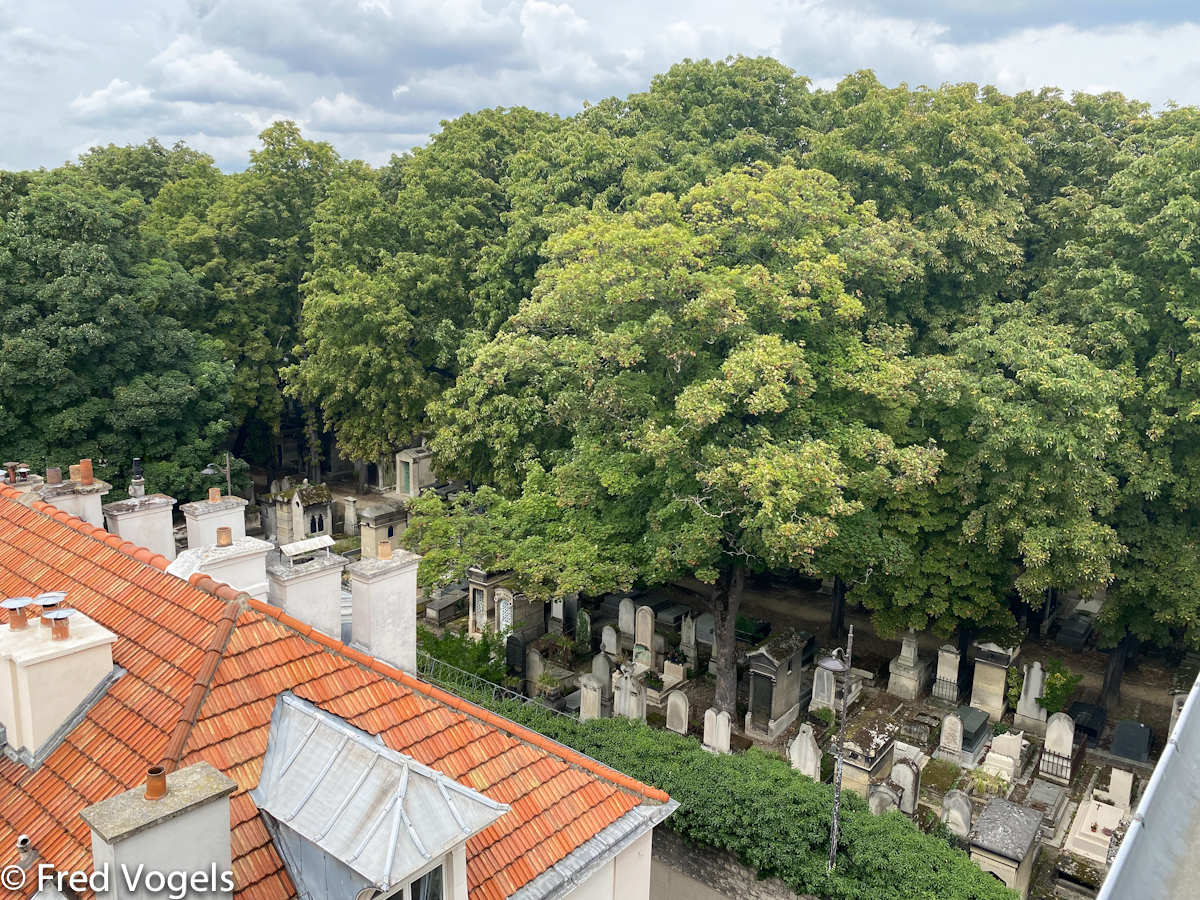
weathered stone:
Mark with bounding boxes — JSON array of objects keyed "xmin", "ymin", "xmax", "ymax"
[
  {"xmin": 666, "ymin": 690, "xmax": 690, "ymax": 735},
  {"xmin": 788, "ymin": 724, "xmax": 822, "ymax": 781},
  {"xmin": 592, "ymin": 653, "xmax": 613, "ymax": 706},
  {"xmin": 575, "ymin": 609, "xmax": 592, "ymax": 648},
  {"xmin": 941, "ymin": 790, "xmax": 973, "ymax": 837},
  {"xmin": 601, "ymin": 624, "xmax": 619, "ymax": 656},
  {"xmin": 703, "ymin": 707, "xmax": 731, "ymax": 754},
  {"xmin": 869, "ymin": 782, "xmax": 900, "ymax": 815},
  {"xmin": 506, "ymin": 633, "xmax": 525, "ymax": 674},
  {"xmin": 1014, "ymin": 661, "xmax": 1048, "ymax": 736},
  {"xmin": 1045, "ymin": 712, "xmax": 1076, "ymax": 758},
  {"xmin": 892, "ymin": 758, "xmax": 921, "ymax": 815},
  {"xmin": 938, "ymin": 712, "xmax": 964, "ymax": 763},
  {"xmin": 525, "ymin": 647, "xmax": 544, "ymax": 696},
  {"xmin": 579, "ymin": 674, "xmax": 602, "ymax": 722},
  {"xmin": 618, "ymin": 598, "xmax": 636, "ymax": 636},
  {"xmin": 635, "ymin": 605, "xmax": 655, "ymax": 649}
]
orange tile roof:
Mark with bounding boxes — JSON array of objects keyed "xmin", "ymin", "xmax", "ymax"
[{"xmin": 0, "ymin": 486, "xmax": 669, "ymax": 900}]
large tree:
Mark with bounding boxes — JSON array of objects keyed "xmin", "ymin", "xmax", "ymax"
[
  {"xmin": 0, "ymin": 170, "xmax": 232, "ymax": 498},
  {"xmin": 417, "ymin": 164, "xmax": 937, "ymax": 715}
]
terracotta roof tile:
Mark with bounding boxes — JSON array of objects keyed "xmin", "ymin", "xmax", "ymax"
[{"xmin": 0, "ymin": 487, "xmax": 669, "ymax": 900}]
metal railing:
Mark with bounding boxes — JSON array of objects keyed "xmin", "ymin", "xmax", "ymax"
[
  {"xmin": 415, "ymin": 651, "xmax": 579, "ymax": 721},
  {"xmin": 932, "ymin": 677, "xmax": 961, "ymax": 703}
]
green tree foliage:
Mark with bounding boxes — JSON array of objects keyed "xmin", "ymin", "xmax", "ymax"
[
  {"xmin": 77, "ymin": 138, "xmax": 216, "ymax": 202},
  {"xmin": 149, "ymin": 122, "xmax": 344, "ymax": 442},
  {"xmin": 419, "ymin": 164, "xmax": 938, "ymax": 715},
  {"xmin": 0, "ymin": 171, "xmax": 233, "ymax": 498}
]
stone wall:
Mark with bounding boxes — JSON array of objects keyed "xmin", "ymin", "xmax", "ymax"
[{"xmin": 650, "ymin": 827, "xmax": 819, "ymax": 900}]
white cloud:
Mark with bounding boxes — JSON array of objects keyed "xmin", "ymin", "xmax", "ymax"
[
  {"xmin": 309, "ymin": 92, "xmax": 410, "ymax": 131},
  {"xmin": 69, "ymin": 78, "xmax": 157, "ymax": 121},
  {"xmin": 151, "ymin": 37, "xmax": 291, "ymax": 105}
]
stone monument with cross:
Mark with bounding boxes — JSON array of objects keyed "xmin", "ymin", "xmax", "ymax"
[{"xmin": 887, "ymin": 629, "xmax": 933, "ymax": 700}]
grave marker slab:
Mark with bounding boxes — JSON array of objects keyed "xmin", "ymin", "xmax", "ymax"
[
  {"xmin": 506, "ymin": 633, "xmax": 526, "ymax": 675},
  {"xmin": 618, "ymin": 598, "xmax": 636, "ymax": 637},
  {"xmin": 1014, "ymin": 661, "xmax": 1049, "ymax": 736},
  {"xmin": 579, "ymin": 674, "xmax": 602, "ymax": 722},
  {"xmin": 592, "ymin": 653, "xmax": 613, "ymax": 707},
  {"xmin": 601, "ymin": 624, "xmax": 619, "ymax": 656},
  {"xmin": 941, "ymin": 790, "xmax": 973, "ymax": 838},
  {"xmin": 666, "ymin": 690, "xmax": 690, "ymax": 735},
  {"xmin": 1110, "ymin": 720, "xmax": 1152, "ymax": 763},
  {"xmin": 703, "ymin": 708, "xmax": 731, "ymax": 753},
  {"xmin": 789, "ymin": 723, "xmax": 822, "ymax": 781}
]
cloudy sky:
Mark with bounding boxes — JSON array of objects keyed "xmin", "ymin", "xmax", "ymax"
[{"xmin": 2, "ymin": 0, "xmax": 1199, "ymax": 171}]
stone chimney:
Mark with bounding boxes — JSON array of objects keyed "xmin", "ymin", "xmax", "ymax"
[
  {"xmin": 33, "ymin": 459, "xmax": 111, "ymax": 526},
  {"xmin": 0, "ymin": 598, "xmax": 116, "ymax": 764},
  {"xmin": 80, "ymin": 761, "xmax": 237, "ymax": 900},
  {"xmin": 347, "ymin": 542, "xmax": 421, "ymax": 674},
  {"xmin": 179, "ymin": 492, "xmax": 247, "ymax": 550},
  {"xmin": 2, "ymin": 462, "xmax": 43, "ymax": 495},
  {"xmin": 166, "ymin": 537, "xmax": 273, "ymax": 601},
  {"xmin": 103, "ymin": 464, "xmax": 177, "ymax": 562},
  {"xmin": 266, "ymin": 550, "xmax": 348, "ymax": 639}
]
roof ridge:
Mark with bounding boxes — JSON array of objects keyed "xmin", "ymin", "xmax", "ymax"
[{"xmin": 244, "ymin": 597, "xmax": 671, "ymax": 804}]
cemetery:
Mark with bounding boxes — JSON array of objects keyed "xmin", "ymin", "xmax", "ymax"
[{"xmin": 409, "ymin": 564, "xmax": 1180, "ymax": 899}]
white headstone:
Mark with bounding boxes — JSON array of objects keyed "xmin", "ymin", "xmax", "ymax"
[
  {"xmin": 1106, "ymin": 768, "xmax": 1134, "ymax": 811},
  {"xmin": 1046, "ymin": 712, "xmax": 1076, "ymax": 757},
  {"xmin": 704, "ymin": 708, "xmax": 731, "ymax": 753},
  {"xmin": 940, "ymin": 713, "xmax": 964, "ymax": 759},
  {"xmin": 1016, "ymin": 661, "xmax": 1048, "ymax": 724},
  {"xmin": 618, "ymin": 598, "xmax": 636, "ymax": 636},
  {"xmin": 681, "ymin": 613, "xmax": 696, "ymax": 651},
  {"xmin": 813, "ymin": 666, "xmax": 835, "ymax": 708},
  {"xmin": 941, "ymin": 790, "xmax": 973, "ymax": 837},
  {"xmin": 526, "ymin": 648, "xmax": 544, "ymax": 695},
  {"xmin": 936, "ymin": 645, "xmax": 961, "ymax": 683},
  {"xmin": 579, "ymin": 674, "xmax": 602, "ymax": 722},
  {"xmin": 592, "ymin": 653, "xmax": 613, "ymax": 706},
  {"xmin": 601, "ymin": 624, "xmax": 619, "ymax": 656},
  {"xmin": 666, "ymin": 690, "xmax": 690, "ymax": 735},
  {"xmin": 635, "ymin": 605, "xmax": 655, "ymax": 648},
  {"xmin": 892, "ymin": 758, "xmax": 921, "ymax": 815},
  {"xmin": 789, "ymin": 723, "xmax": 822, "ymax": 781},
  {"xmin": 991, "ymin": 730, "xmax": 1024, "ymax": 760}
]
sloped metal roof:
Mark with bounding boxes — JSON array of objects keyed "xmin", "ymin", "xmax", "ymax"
[
  {"xmin": 1099, "ymin": 669, "xmax": 1200, "ymax": 900},
  {"xmin": 251, "ymin": 693, "xmax": 509, "ymax": 892}
]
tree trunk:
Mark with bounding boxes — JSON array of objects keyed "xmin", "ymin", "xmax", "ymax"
[
  {"xmin": 711, "ymin": 565, "xmax": 746, "ymax": 719},
  {"xmin": 1101, "ymin": 633, "xmax": 1135, "ymax": 709},
  {"xmin": 830, "ymin": 575, "xmax": 847, "ymax": 641},
  {"xmin": 357, "ymin": 460, "xmax": 368, "ymax": 495},
  {"xmin": 1124, "ymin": 637, "xmax": 1141, "ymax": 672},
  {"xmin": 957, "ymin": 625, "xmax": 972, "ymax": 658}
]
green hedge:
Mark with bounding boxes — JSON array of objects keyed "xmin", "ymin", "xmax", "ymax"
[{"xmin": 478, "ymin": 700, "xmax": 1015, "ymax": 900}]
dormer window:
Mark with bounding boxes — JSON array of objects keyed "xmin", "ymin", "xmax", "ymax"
[{"xmin": 253, "ymin": 693, "xmax": 508, "ymax": 900}]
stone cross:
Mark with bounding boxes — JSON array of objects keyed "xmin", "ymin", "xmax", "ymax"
[
  {"xmin": 666, "ymin": 690, "xmax": 690, "ymax": 735},
  {"xmin": 892, "ymin": 758, "xmax": 921, "ymax": 815},
  {"xmin": 941, "ymin": 790, "xmax": 973, "ymax": 837},
  {"xmin": 1045, "ymin": 712, "xmax": 1075, "ymax": 757},
  {"xmin": 601, "ymin": 625, "xmax": 618, "ymax": 656},
  {"xmin": 525, "ymin": 647, "xmax": 544, "ymax": 696},
  {"xmin": 789, "ymin": 723, "xmax": 822, "ymax": 781},
  {"xmin": 579, "ymin": 674, "xmax": 602, "ymax": 722},
  {"xmin": 618, "ymin": 598, "xmax": 636, "ymax": 637},
  {"xmin": 703, "ymin": 708, "xmax": 731, "ymax": 753},
  {"xmin": 592, "ymin": 653, "xmax": 613, "ymax": 707},
  {"xmin": 939, "ymin": 712, "xmax": 964, "ymax": 761}
]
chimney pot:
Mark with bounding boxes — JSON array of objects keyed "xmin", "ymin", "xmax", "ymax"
[
  {"xmin": 216, "ymin": 526, "xmax": 233, "ymax": 547},
  {"xmin": 2, "ymin": 597, "xmax": 31, "ymax": 631},
  {"xmin": 378, "ymin": 540, "xmax": 392, "ymax": 560},
  {"xmin": 144, "ymin": 765, "xmax": 168, "ymax": 801},
  {"xmin": 132, "ymin": 457, "xmax": 143, "ymax": 478},
  {"xmin": 47, "ymin": 609, "xmax": 74, "ymax": 641},
  {"xmin": 80, "ymin": 459, "xmax": 94, "ymax": 486},
  {"xmin": 5, "ymin": 462, "xmax": 15, "ymax": 484},
  {"xmin": 208, "ymin": 486, "xmax": 222, "ymax": 502},
  {"xmin": 46, "ymin": 467, "xmax": 62, "ymax": 485},
  {"xmin": 69, "ymin": 464, "xmax": 82, "ymax": 482}
]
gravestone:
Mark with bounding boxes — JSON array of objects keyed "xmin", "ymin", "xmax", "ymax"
[
  {"xmin": 614, "ymin": 668, "xmax": 646, "ymax": 722},
  {"xmin": 506, "ymin": 633, "xmax": 526, "ymax": 675},
  {"xmin": 1098, "ymin": 768, "xmax": 1134, "ymax": 811},
  {"xmin": 1056, "ymin": 613, "xmax": 1093, "ymax": 650},
  {"xmin": 563, "ymin": 594, "xmax": 579, "ymax": 636},
  {"xmin": 592, "ymin": 653, "xmax": 613, "ymax": 709},
  {"xmin": 892, "ymin": 758, "xmax": 921, "ymax": 815},
  {"xmin": 1045, "ymin": 712, "xmax": 1076, "ymax": 758},
  {"xmin": 941, "ymin": 790, "xmax": 974, "ymax": 838},
  {"xmin": 869, "ymin": 782, "xmax": 901, "ymax": 816},
  {"xmin": 958, "ymin": 706, "xmax": 993, "ymax": 763},
  {"xmin": 1026, "ymin": 778, "xmax": 1068, "ymax": 833},
  {"xmin": 666, "ymin": 690, "xmax": 690, "ymax": 735},
  {"xmin": 695, "ymin": 613, "xmax": 715, "ymax": 646},
  {"xmin": 901, "ymin": 720, "xmax": 931, "ymax": 743},
  {"xmin": 525, "ymin": 647, "xmax": 545, "ymax": 696},
  {"xmin": 789, "ymin": 723, "xmax": 822, "ymax": 781},
  {"xmin": 634, "ymin": 605, "xmax": 656, "ymax": 668},
  {"xmin": 601, "ymin": 624, "xmax": 619, "ymax": 656},
  {"xmin": 971, "ymin": 642, "xmax": 1019, "ymax": 722},
  {"xmin": 1110, "ymin": 720, "xmax": 1152, "ymax": 763},
  {"xmin": 933, "ymin": 644, "xmax": 963, "ymax": 703},
  {"xmin": 575, "ymin": 609, "xmax": 592, "ymax": 648},
  {"xmin": 982, "ymin": 730, "xmax": 1024, "ymax": 781},
  {"xmin": 938, "ymin": 712, "xmax": 964, "ymax": 763},
  {"xmin": 549, "ymin": 597, "xmax": 565, "ymax": 636},
  {"xmin": 1069, "ymin": 701, "xmax": 1107, "ymax": 748},
  {"xmin": 579, "ymin": 674, "xmax": 602, "ymax": 722},
  {"xmin": 888, "ymin": 628, "xmax": 933, "ymax": 700},
  {"xmin": 703, "ymin": 708, "xmax": 731, "ymax": 754},
  {"xmin": 1014, "ymin": 661, "xmax": 1049, "ymax": 736},
  {"xmin": 680, "ymin": 613, "xmax": 697, "ymax": 666},
  {"xmin": 618, "ymin": 598, "xmax": 636, "ymax": 636}
]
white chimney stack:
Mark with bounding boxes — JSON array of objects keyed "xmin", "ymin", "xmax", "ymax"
[
  {"xmin": 34, "ymin": 459, "xmax": 112, "ymax": 526},
  {"xmin": 166, "ymin": 536, "xmax": 273, "ymax": 600},
  {"xmin": 266, "ymin": 552, "xmax": 347, "ymax": 638},
  {"xmin": 103, "ymin": 494, "xmax": 178, "ymax": 561},
  {"xmin": 0, "ymin": 597, "xmax": 116, "ymax": 764},
  {"xmin": 348, "ymin": 542, "xmax": 421, "ymax": 674},
  {"xmin": 180, "ymin": 491, "xmax": 247, "ymax": 550},
  {"xmin": 80, "ymin": 761, "xmax": 237, "ymax": 900}
]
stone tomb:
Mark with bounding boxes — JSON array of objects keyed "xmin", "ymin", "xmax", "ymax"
[
  {"xmin": 744, "ymin": 628, "xmax": 811, "ymax": 740},
  {"xmin": 1065, "ymin": 798, "xmax": 1123, "ymax": 865},
  {"xmin": 887, "ymin": 629, "xmax": 934, "ymax": 700},
  {"xmin": 1025, "ymin": 778, "xmax": 1068, "ymax": 837},
  {"xmin": 789, "ymin": 723, "xmax": 822, "ymax": 781},
  {"xmin": 1110, "ymin": 720, "xmax": 1152, "ymax": 764},
  {"xmin": 971, "ymin": 642, "xmax": 1020, "ymax": 723},
  {"xmin": 1068, "ymin": 701, "xmax": 1107, "ymax": 749},
  {"xmin": 842, "ymin": 710, "xmax": 899, "ymax": 799},
  {"xmin": 703, "ymin": 708, "xmax": 731, "ymax": 754},
  {"xmin": 969, "ymin": 799, "xmax": 1042, "ymax": 900},
  {"xmin": 666, "ymin": 690, "xmax": 690, "ymax": 735},
  {"xmin": 937, "ymin": 707, "xmax": 990, "ymax": 767},
  {"xmin": 941, "ymin": 789, "xmax": 974, "ymax": 838},
  {"xmin": 1055, "ymin": 613, "xmax": 1094, "ymax": 650},
  {"xmin": 932, "ymin": 644, "xmax": 969, "ymax": 705},
  {"xmin": 981, "ymin": 730, "xmax": 1025, "ymax": 782},
  {"xmin": 1013, "ymin": 661, "xmax": 1049, "ymax": 736}
]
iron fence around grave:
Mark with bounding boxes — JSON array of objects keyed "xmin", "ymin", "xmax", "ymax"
[
  {"xmin": 415, "ymin": 651, "xmax": 580, "ymax": 721},
  {"xmin": 1038, "ymin": 738, "xmax": 1087, "ymax": 784},
  {"xmin": 932, "ymin": 676, "xmax": 961, "ymax": 703}
]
